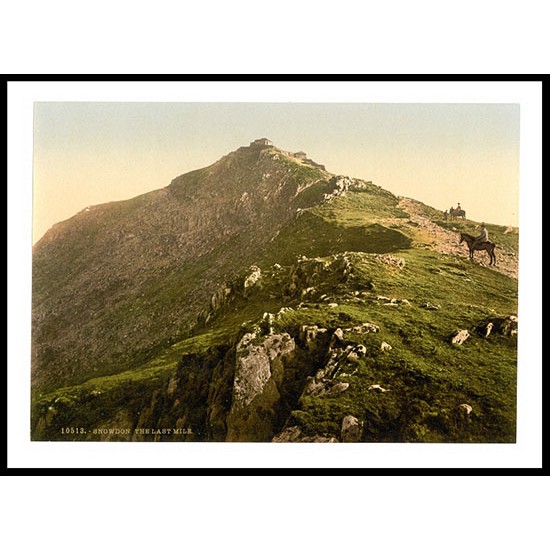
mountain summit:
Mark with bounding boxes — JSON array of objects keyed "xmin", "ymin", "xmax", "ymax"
[
  {"xmin": 32, "ymin": 140, "xmax": 339, "ymax": 390},
  {"xmin": 31, "ymin": 140, "xmax": 519, "ymax": 443}
]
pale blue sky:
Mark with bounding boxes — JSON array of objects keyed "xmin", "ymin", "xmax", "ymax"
[{"xmin": 33, "ymin": 102, "xmax": 519, "ymax": 242}]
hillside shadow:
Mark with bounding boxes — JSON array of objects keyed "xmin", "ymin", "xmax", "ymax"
[{"xmin": 262, "ymin": 212, "xmax": 412, "ymax": 266}]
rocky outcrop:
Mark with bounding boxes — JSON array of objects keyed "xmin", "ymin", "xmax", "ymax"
[
  {"xmin": 450, "ymin": 329, "xmax": 470, "ymax": 345},
  {"xmin": 226, "ymin": 330, "xmax": 296, "ymax": 441},
  {"xmin": 346, "ymin": 322, "xmax": 380, "ymax": 334},
  {"xmin": 287, "ymin": 252, "xmax": 380, "ymax": 298},
  {"xmin": 476, "ymin": 315, "xmax": 518, "ymax": 338},
  {"xmin": 498, "ymin": 315, "xmax": 518, "ymax": 336},
  {"xmin": 374, "ymin": 254, "xmax": 406, "ymax": 269},
  {"xmin": 341, "ymin": 416, "xmax": 362, "ymax": 442},
  {"xmin": 479, "ymin": 322, "xmax": 494, "ymax": 338},
  {"xmin": 368, "ymin": 384, "xmax": 390, "ymax": 393},
  {"xmin": 346, "ymin": 345, "xmax": 367, "ymax": 362},
  {"xmin": 300, "ymin": 325, "xmax": 328, "ymax": 350},
  {"xmin": 272, "ymin": 426, "xmax": 337, "ymax": 442},
  {"xmin": 243, "ymin": 265, "xmax": 262, "ymax": 291},
  {"xmin": 231, "ymin": 331, "xmax": 295, "ymax": 408}
]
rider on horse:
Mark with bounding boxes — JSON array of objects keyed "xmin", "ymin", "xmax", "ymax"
[{"xmin": 473, "ymin": 222, "xmax": 489, "ymax": 247}]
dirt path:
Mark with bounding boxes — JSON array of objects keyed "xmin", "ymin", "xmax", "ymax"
[{"xmin": 394, "ymin": 197, "xmax": 518, "ymax": 280}]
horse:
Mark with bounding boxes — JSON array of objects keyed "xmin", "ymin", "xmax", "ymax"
[
  {"xmin": 449, "ymin": 207, "xmax": 466, "ymax": 220},
  {"xmin": 459, "ymin": 232, "xmax": 497, "ymax": 266}
]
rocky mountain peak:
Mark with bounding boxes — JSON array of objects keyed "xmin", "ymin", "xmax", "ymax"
[{"xmin": 31, "ymin": 142, "xmax": 333, "ymax": 391}]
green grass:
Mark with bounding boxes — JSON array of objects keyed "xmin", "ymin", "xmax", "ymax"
[
  {"xmin": 316, "ymin": 185, "xmax": 408, "ymax": 225},
  {"xmin": 31, "ymin": 183, "xmax": 518, "ymax": 443},
  {"xmin": 260, "ymin": 247, "xmax": 517, "ymax": 442},
  {"xmin": 260, "ymin": 211, "xmax": 412, "ymax": 267}
]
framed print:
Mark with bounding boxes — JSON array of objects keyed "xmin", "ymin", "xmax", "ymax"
[{"xmin": 7, "ymin": 78, "xmax": 543, "ymax": 470}]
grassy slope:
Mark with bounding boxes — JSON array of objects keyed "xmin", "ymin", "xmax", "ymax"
[{"xmin": 32, "ymin": 184, "xmax": 518, "ymax": 442}]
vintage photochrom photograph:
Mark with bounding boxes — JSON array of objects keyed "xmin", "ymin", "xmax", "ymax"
[{"xmin": 30, "ymin": 100, "xmax": 519, "ymax": 443}]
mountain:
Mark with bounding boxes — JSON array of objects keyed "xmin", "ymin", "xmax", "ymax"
[
  {"xmin": 32, "ymin": 140, "xmax": 332, "ymax": 390},
  {"xmin": 31, "ymin": 139, "xmax": 519, "ymax": 443}
]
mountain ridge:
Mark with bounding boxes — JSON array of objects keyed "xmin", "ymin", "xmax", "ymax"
[
  {"xmin": 31, "ymin": 140, "xmax": 519, "ymax": 443},
  {"xmin": 32, "ymin": 142, "xmax": 351, "ymax": 391}
]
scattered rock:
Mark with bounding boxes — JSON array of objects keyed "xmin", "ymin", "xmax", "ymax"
[
  {"xmin": 368, "ymin": 384, "xmax": 390, "ymax": 393},
  {"xmin": 300, "ymin": 325, "xmax": 328, "ymax": 348},
  {"xmin": 303, "ymin": 378, "xmax": 327, "ymax": 396},
  {"xmin": 243, "ymin": 265, "xmax": 262, "ymax": 289},
  {"xmin": 482, "ymin": 322, "xmax": 494, "ymax": 338},
  {"xmin": 477, "ymin": 316, "xmax": 517, "ymax": 338},
  {"xmin": 209, "ymin": 284, "xmax": 232, "ymax": 312},
  {"xmin": 272, "ymin": 426, "xmax": 337, "ymax": 442},
  {"xmin": 378, "ymin": 296, "xmax": 410, "ymax": 307},
  {"xmin": 346, "ymin": 345, "xmax": 367, "ymax": 362},
  {"xmin": 450, "ymin": 329, "xmax": 470, "ymax": 345},
  {"xmin": 341, "ymin": 415, "xmax": 362, "ymax": 442},
  {"xmin": 331, "ymin": 327, "xmax": 345, "ymax": 344},
  {"xmin": 380, "ymin": 341, "xmax": 392, "ymax": 352},
  {"xmin": 327, "ymin": 303, "xmax": 339, "ymax": 308},
  {"xmin": 458, "ymin": 403, "xmax": 473, "ymax": 415},
  {"xmin": 326, "ymin": 382, "xmax": 350, "ymax": 396},
  {"xmin": 272, "ymin": 426, "xmax": 303, "ymax": 442},
  {"xmin": 498, "ymin": 315, "xmax": 518, "ymax": 336},
  {"xmin": 355, "ymin": 344, "xmax": 367, "ymax": 356},
  {"xmin": 374, "ymin": 254, "xmax": 406, "ymax": 269},
  {"xmin": 347, "ymin": 322, "xmax": 380, "ymax": 334},
  {"xmin": 304, "ymin": 379, "xmax": 349, "ymax": 397},
  {"xmin": 261, "ymin": 312, "xmax": 276, "ymax": 334}
]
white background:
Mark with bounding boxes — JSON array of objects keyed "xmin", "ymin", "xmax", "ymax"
[{"xmin": 3, "ymin": 2, "xmax": 546, "ymax": 549}]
